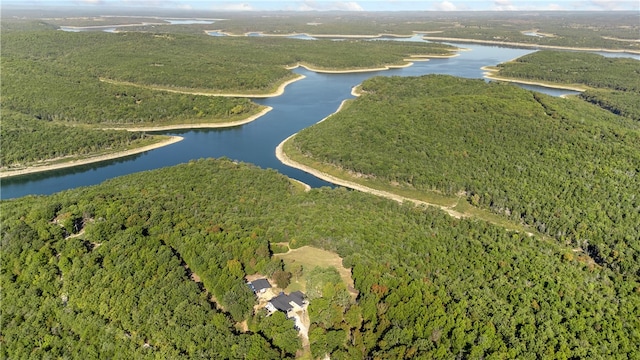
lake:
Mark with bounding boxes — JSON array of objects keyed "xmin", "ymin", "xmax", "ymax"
[{"xmin": 1, "ymin": 42, "xmax": 585, "ymax": 199}]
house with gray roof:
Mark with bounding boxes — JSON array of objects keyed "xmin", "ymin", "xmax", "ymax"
[
  {"xmin": 266, "ymin": 291, "xmax": 308, "ymax": 315},
  {"xmin": 248, "ymin": 278, "xmax": 272, "ymax": 295}
]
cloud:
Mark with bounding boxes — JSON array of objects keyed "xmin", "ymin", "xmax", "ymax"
[
  {"xmin": 493, "ymin": 0, "xmax": 516, "ymax": 10},
  {"xmin": 299, "ymin": 1, "xmax": 364, "ymax": 11},
  {"xmin": 588, "ymin": 0, "xmax": 639, "ymax": 10},
  {"xmin": 119, "ymin": 0, "xmax": 191, "ymax": 7},
  {"xmin": 213, "ymin": 2, "xmax": 256, "ymax": 11},
  {"xmin": 435, "ymin": 1, "xmax": 457, "ymax": 11},
  {"xmin": 337, "ymin": 1, "xmax": 364, "ymax": 11},
  {"xmin": 75, "ymin": 0, "xmax": 105, "ymax": 4},
  {"xmin": 545, "ymin": 3, "xmax": 564, "ymax": 10}
]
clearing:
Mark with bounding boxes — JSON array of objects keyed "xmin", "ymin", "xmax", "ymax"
[{"xmin": 274, "ymin": 245, "xmax": 358, "ymax": 299}]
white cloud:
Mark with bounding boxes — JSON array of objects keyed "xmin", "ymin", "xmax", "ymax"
[
  {"xmin": 210, "ymin": 2, "xmax": 256, "ymax": 11},
  {"xmin": 493, "ymin": 0, "xmax": 516, "ymax": 10},
  {"xmin": 588, "ymin": 0, "xmax": 639, "ymax": 10},
  {"xmin": 545, "ymin": 3, "xmax": 564, "ymax": 10},
  {"xmin": 435, "ymin": 1, "xmax": 457, "ymax": 11},
  {"xmin": 119, "ymin": 0, "xmax": 190, "ymax": 7},
  {"xmin": 338, "ymin": 1, "xmax": 365, "ymax": 11},
  {"xmin": 299, "ymin": 1, "xmax": 364, "ymax": 11}
]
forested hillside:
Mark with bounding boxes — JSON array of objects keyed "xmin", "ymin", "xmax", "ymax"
[
  {"xmin": 2, "ymin": 159, "xmax": 638, "ymax": 358},
  {"xmin": 290, "ymin": 75, "xmax": 640, "ymax": 279},
  {"xmin": 1, "ymin": 31, "xmax": 264, "ymax": 126},
  {"xmin": 1, "ymin": 24, "xmax": 452, "ymax": 169},
  {"xmin": 0, "ymin": 109, "xmax": 161, "ymax": 169},
  {"xmin": 493, "ymin": 51, "xmax": 640, "ymax": 120},
  {"xmin": 2, "ymin": 28, "xmax": 454, "ymax": 102},
  {"xmin": 422, "ymin": 12, "xmax": 639, "ymax": 52},
  {"xmin": 32, "ymin": 11, "xmax": 640, "ymax": 52}
]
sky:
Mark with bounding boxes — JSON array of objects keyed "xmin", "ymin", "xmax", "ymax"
[{"xmin": 3, "ymin": 0, "xmax": 639, "ymax": 12}]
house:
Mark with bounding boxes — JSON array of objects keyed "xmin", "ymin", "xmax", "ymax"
[
  {"xmin": 266, "ymin": 291, "xmax": 308, "ymax": 315},
  {"xmin": 248, "ymin": 278, "xmax": 272, "ymax": 295},
  {"xmin": 288, "ymin": 291, "xmax": 306, "ymax": 309}
]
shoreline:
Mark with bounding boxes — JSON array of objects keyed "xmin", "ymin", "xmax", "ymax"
[
  {"xmin": 205, "ymin": 30, "xmax": 441, "ymax": 39},
  {"xmin": 288, "ymin": 51, "xmax": 458, "ymax": 74},
  {"xmin": 423, "ymin": 36, "xmax": 640, "ymax": 55},
  {"xmin": 481, "ymin": 66, "xmax": 588, "ymax": 92},
  {"xmin": 2, "ymin": 106, "xmax": 273, "ymax": 179},
  {"xmin": 275, "ymin": 101, "xmax": 465, "ymax": 219},
  {"xmin": 1, "ymin": 136, "xmax": 183, "ymax": 179},
  {"xmin": 99, "ymin": 74, "xmax": 305, "ymax": 98},
  {"xmin": 290, "ymin": 62, "xmax": 411, "ymax": 74},
  {"xmin": 3, "ymin": 51, "xmax": 453, "ymax": 178},
  {"xmin": 275, "ymin": 134, "xmax": 464, "ymax": 219},
  {"xmin": 202, "ymin": 29, "xmax": 638, "ymax": 55},
  {"xmin": 105, "ymin": 106, "xmax": 273, "ymax": 132}
]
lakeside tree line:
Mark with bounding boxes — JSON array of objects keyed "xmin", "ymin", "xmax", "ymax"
[
  {"xmin": 2, "ymin": 158, "xmax": 638, "ymax": 358},
  {"xmin": 495, "ymin": 50, "xmax": 640, "ymax": 120},
  {"xmin": 1, "ymin": 109, "xmax": 156, "ymax": 168},
  {"xmin": 1, "ymin": 33, "xmax": 263, "ymax": 125},
  {"xmin": 292, "ymin": 75, "xmax": 640, "ymax": 280},
  {"xmin": 3, "ymin": 14, "xmax": 639, "ymax": 359},
  {"xmin": 1, "ymin": 23, "xmax": 452, "ymax": 168}
]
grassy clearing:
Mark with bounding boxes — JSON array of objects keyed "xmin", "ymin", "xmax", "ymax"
[{"xmin": 273, "ymin": 245, "xmax": 356, "ymax": 296}]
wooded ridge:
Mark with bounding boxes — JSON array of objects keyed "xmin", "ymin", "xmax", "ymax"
[
  {"xmin": 492, "ymin": 50, "xmax": 640, "ymax": 120},
  {"xmin": 290, "ymin": 75, "xmax": 640, "ymax": 280},
  {"xmin": 1, "ymin": 25, "xmax": 453, "ymax": 169},
  {"xmin": 2, "ymin": 158, "xmax": 638, "ymax": 358}
]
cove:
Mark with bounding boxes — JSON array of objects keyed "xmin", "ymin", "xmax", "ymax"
[{"xmin": 1, "ymin": 43, "xmax": 581, "ymax": 199}]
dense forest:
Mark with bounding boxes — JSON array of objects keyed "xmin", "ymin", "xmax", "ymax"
[
  {"xmin": 493, "ymin": 50, "xmax": 640, "ymax": 120},
  {"xmin": 2, "ymin": 158, "xmax": 638, "ymax": 358},
  {"xmin": 25, "ymin": 11, "xmax": 640, "ymax": 52},
  {"xmin": 420, "ymin": 12, "xmax": 639, "ymax": 51},
  {"xmin": 1, "ymin": 22, "xmax": 452, "ymax": 169},
  {"xmin": 290, "ymin": 75, "xmax": 640, "ymax": 280},
  {"xmin": 0, "ymin": 109, "xmax": 163, "ymax": 169},
  {"xmin": 2, "ymin": 28, "xmax": 454, "ymax": 97},
  {"xmin": 3, "ymin": 12, "xmax": 639, "ymax": 359}
]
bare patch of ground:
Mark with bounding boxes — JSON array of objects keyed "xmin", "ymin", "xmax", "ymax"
[
  {"xmin": 235, "ymin": 320, "xmax": 249, "ymax": 333},
  {"xmin": 190, "ymin": 271, "xmax": 201, "ymax": 283}
]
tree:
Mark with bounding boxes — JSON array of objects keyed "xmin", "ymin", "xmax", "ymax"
[{"xmin": 272, "ymin": 270, "xmax": 292, "ymax": 289}]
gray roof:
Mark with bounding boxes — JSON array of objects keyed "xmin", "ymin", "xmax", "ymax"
[
  {"xmin": 269, "ymin": 291, "xmax": 306, "ymax": 312},
  {"xmin": 269, "ymin": 293, "xmax": 294, "ymax": 312},
  {"xmin": 250, "ymin": 279, "xmax": 272, "ymax": 292},
  {"xmin": 289, "ymin": 291, "xmax": 306, "ymax": 307}
]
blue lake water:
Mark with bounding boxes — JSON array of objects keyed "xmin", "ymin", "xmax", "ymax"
[{"xmin": 0, "ymin": 42, "xmax": 592, "ymax": 199}]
